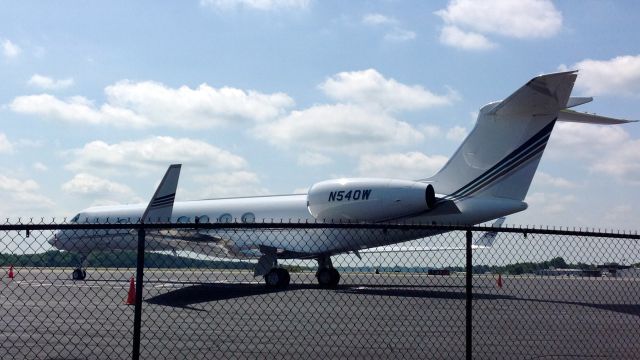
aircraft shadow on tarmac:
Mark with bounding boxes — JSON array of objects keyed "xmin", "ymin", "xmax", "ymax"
[
  {"xmin": 144, "ymin": 281, "xmax": 640, "ymax": 317},
  {"xmin": 144, "ymin": 282, "xmax": 506, "ymax": 311}
]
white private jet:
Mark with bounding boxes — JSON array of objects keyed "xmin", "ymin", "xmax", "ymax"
[{"xmin": 48, "ymin": 71, "xmax": 635, "ymax": 287}]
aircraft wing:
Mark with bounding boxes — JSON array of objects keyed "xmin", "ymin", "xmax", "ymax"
[
  {"xmin": 360, "ymin": 217, "xmax": 505, "ymax": 254},
  {"xmin": 146, "ymin": 229, "xmax": 242, "ymax": 258}
]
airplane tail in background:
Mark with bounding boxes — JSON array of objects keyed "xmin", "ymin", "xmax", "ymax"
[
  {"xmin": 425, "ymin": 71, "xmax": 635, "ymax": 202},
  {"xmin": 141, "ymin": 164, "xmax": 181, "ymax": 223}
]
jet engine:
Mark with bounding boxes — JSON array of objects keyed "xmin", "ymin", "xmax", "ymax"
[{"xmin": 306, "ymin": 178, "xmax": 437, "ymax": 222}]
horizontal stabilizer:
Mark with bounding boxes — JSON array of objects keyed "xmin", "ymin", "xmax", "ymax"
[
  {"xmin": 558, "ymin": 109, "xmax": 637, "ymax": 125},
  {"xmin": 565, "ymin": 97, "xmax": 593, "ymax": 108}
]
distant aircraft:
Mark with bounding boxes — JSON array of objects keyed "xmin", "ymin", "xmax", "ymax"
[{"xmin": 48, "ymin": 71, "xmax": 635, "ymax": 287}]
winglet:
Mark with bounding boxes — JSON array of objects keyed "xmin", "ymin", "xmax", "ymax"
[
  {"xmin": 473, "ymin": 217, "xmax": 506, "ymax": 248},
  {"xmin": 141, "ymin": 164, "xmax": 181, "ymax": 223}
]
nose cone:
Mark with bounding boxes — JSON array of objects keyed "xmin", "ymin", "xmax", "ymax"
[{"xmin": 48, "ymin": 231, "xmax": 62, "ymax": 248}]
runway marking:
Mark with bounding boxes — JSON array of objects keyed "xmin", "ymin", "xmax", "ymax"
[{"xmin": 9, "ymin": 280, "xmax": 128, "ymax": 289}]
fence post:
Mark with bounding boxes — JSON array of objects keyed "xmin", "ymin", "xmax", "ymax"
[
  {"xmin": 465, "ymin": 229, "xmax": 473, "ymax": 360},
  {"xmin": 132, "ymin": 228, "xmax": 146, "ymax": 360}
]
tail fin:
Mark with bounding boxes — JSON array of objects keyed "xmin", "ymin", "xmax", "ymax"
[
  {"xmin": 473, "ymin": 217, "xmax": 505, "ymax": 248},
  {"xmin": 426, "ymin": 71, "xmax": 633, "ymax": 202},
  {"xmin": 141, "ymin": 164, "xmax": 181, "ymax": 223}
]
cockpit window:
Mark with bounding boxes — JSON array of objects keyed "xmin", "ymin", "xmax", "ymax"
[{"xmin": 70, "ymin": 214, "xmax": 80, "ymax": 223}]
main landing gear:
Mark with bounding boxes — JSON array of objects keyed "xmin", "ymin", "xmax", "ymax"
[
  {"xmin": 316, "ymin": 256, "xmax": 340, "ymax": 288},
  {"xmin": 257, "ymin": 249, "xmax": 291, "ymax": 288},
  {"xmin": 265, "ymin": 268, "xmax": 291, "ymax": 288},
  {"xmin": 256, "ymin": 250, "xmax": 340, "ymax": 288}
]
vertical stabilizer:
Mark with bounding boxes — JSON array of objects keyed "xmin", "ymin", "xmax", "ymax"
[
  {"xmin": 141, "ymin": 164, "xmax": 181, "ymax": 223},
  {"xmin": 426, "ymin": 72, "xmax": 578, "ymax": 201}
]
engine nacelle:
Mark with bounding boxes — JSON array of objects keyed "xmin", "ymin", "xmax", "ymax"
[{"xmin": 307, "ymin": 178, "xmax": 436, "ymax": 222}]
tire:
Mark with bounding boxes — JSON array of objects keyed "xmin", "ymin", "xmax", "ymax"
[
  {"xmin": 317, "ymin": 268, "xmax": 340, "ymax": 288},
  {"xmin": 265, "ymin": 268, "xmax": 291, "ymax": 288},
  {"xmin": 72, "ymin": 269, "xmax": 84, "ymax": 281},
  {"xmin": 265, "ymin": 269, "xmax": 280, "ymax": 287},
  {"xmin": 328, "ymin": 268, "xmax": 340, "ymax": 287},
  {"xmin": 276, "ymin": 268, "xmax": 290, "ymax": 287}
]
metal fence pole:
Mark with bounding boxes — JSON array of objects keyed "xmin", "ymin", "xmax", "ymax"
[
  {"xmin": 465, "ymin": 229, "xmax": 473, "ymax": 360},
  {"xmin": 132, "ymin": 228, "xmax": 146, "ymax": 360}
]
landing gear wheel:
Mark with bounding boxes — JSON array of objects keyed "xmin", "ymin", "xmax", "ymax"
[
  {"xmin": 72, "ymin": 268, "xmax": 86, "ymax": 281},
  {"xmin": 264, "ymin": 268, "xmax": 290, "ymax": 288},
  {"xmin": 317, "ymin": 268, "xmax": 340, "ymax": 288}
]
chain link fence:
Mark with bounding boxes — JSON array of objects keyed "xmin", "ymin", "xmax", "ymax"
[{"xmin": 1, "ymin": 221, "xmax": 639, "ymax": 359}]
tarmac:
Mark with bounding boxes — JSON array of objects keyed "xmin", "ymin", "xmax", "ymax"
[{"xmin": 1, "ymin": 268, "xmax": 639, "ymax": 359}]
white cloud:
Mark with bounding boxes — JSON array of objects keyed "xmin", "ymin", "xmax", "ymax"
[
  {"xmin": 384, "ymin": 28, "xmax": 416, "ymax": 42},
  {"xmin": 62, "ymin": 173, "xmax": 141, "ymax": 204},
  {"xmin": 0, "ymin": 174, "xmax": 39, "ymax": 192},
  {"xmin": 66, "ymin": 136, "xmax": 247, "ymax": 174},
  {"xmin": 550, "ymin": 122, "xmax": 629, "ymax": 155},
  {"xmin": 0, "ymin": 133, "xmax": 13, "ymax": 154},
  {"xmin": 362, "ymin": 13, "xmax": 396, "ymax": 26},
  {"xmin": 446, "ymin": 126, "xmax": 468, "ymax": 141},
  {"xmin": 562, "ymin": 55, "xmax": 640, "ymax": 96},
  {"xmin": 2, "ymin": 39, "xmax": 21, "ymax": 58},
  {"xmin": 548, "ymin": 122, "xmax": 640, "ymax": 185},
  {"xmin": 603, "ymin": 205, "xmax": 635, "ymax": 229},
  {"xmin": 28, "ymin": 74, "xmax": 74, "ymax": 90},
  {"xmin": 297, "ymin": 152, "xmax": 332, "ymax": 166},
  {"xmin": 0, "ymin": 174, "xmax": 55, "ymax": 215},
  {"xmin": 10, "ymin": 80, "xmax": 294, "ymax": 129},
  {"xmin": 15, "ymin": 138, "xmax": 44, "ymax": 148},
  {"xmin": 525, "ymin": 192, "xmax": 575, "ymax": 214},
  {"xmin": 319, "ymin": 69, "xmax": 457, "ymax": 111},
  {"xmin": 10, "ymin": 94, "xmax": 150, "ymax": 128},
  {"xmin": 439, "ymin": 26, "xmax": 496, "ymax": 51},
  {"xmin": 33, "ymin": 162, "xmax": 48, "ymax": 172},
  {"xmin": 423, "ymin": 125, "xmax": 443, "ymax": 138},
  {"xmin": 533, "ymin": 171, "xmax": 576, "ymax": 189},
  {"xmin": 362, "ymin": 13, "xmax": 414, "ymax": 42},
  {"xmin": 254, "ymin": 104, "xmax": 423, "ymax": 153},
  {"xmin": 356, "ymin": 152, "xmax": 448, "ymax": 180},
  {"xmin": 191, "ymin": 171, "xmax": 269, "ymax": 198},
  {"xmin": 590, "ymin": 139, "xmax": 640, "ymax": 185},
  {"xmin": 435, "ymin": 0, "xmax": 562, "ymax": 49},
  {"xmin": 200, "ymin": 0, "xmax": 310, "ymax": 11}
]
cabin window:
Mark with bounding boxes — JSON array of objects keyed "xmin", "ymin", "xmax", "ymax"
[
  {"xmin": 241, "ymin": 212, "xmax": 255, "ymax": 223},
  {"xmin": 176, "ymin": 216, "xmax": 190, "ymax": 223},
  {"xmin": 218, "ymin": 213, "xmax": 232, "ymax": 223},
  {"xmin": 196, "ymin": 215, "xmax": 210, "ymax": 224}
]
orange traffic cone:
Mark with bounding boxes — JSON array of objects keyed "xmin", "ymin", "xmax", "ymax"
[
  {"xmin": 496, "ymin": 273, "xmax": 503, "ymax": 288},
  {"xmin": 8, "ymin": 265, "xmax": 14, "ymax": 280},
  {"xmin": 125, "ymin": 277, "xmax": 136, "ymax": 305}
]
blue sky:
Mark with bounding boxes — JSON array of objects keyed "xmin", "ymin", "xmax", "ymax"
[{"xmin": 0, "ymin": 0, "xmax": 639, "ymax": 230}]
